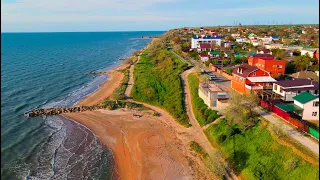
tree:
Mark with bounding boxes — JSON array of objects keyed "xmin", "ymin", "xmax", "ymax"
[
  {"xmin": 293, "ymin": 54, "xmax": 312, "ymax": 71},
  {"xmin": 223, "ymin": 91, "xmax": 258, "ymax": 129}
]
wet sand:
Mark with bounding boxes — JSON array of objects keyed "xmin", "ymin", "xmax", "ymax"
[{"xmin": 63, "ymin": 109, "xmax": 198, "ymax": 180}]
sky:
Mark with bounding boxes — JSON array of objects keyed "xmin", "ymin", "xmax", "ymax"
[{"xmin": 1, "ymin": 0, "xmax": 319, "ymax": 32}]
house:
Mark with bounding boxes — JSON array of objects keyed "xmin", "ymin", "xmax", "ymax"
[
  {"xmin": 223, "ymin": 41, "xmax": 231, "ymax": 48},
  {"xmin": 264, "ymin": 44, "xmax": 284, "ymax": 50},
  {"xmin": 250, "ymin": 39, "xmax": 259, "ymax": 46},
  {"xmin": 293, "ymin": 92, "xmax": 319, "ymax": 120},
  {"xmin": 258, "ymin": 36, "xmax": 273, "ymax": 45},
  {"xmin": 191, "ymin": 36, "xmax": 222, "ymax": 49},
  {"xmin": 198, "ymin": 81, "xmax": 229, "ymax": 111},
  {"xmin": 248, "ymin": 54, "xmax": 286, "ymax": 77},
  {"xmin": 236, "ymin": 37, "xmax": 247, "ymax": 43},
  {"xmin": 290, "ymin": 71, "xmax": 319, "ymax": 81},
  {"xmin": 272, "ymin": 79, "xmax": 319, "ymax": 102},
  {"xmin": 256, "ymin": 48, "xmax": 271, "ymax": 54},
  {"xmin": 199, "ymin": 54, "xmax": 210, "ymax": 62},
  {"xmin": 231, "ymin": 64, "xmax": 277, "ymax": 94},
  {"xmin": 231, "ymin": 33, "xmax": 240, "ymax": 38},
  {"xmin": 209, "ymin": 50, "xmax": 221, "ymax": 58},
  {"xmin": 248, "ymin": 33, "xmax": 257, "ymax": 40},
  {"xmin": 301, "ymin": 48, "xmax": 319, "ymax": 59},
  {"xmin": 198, "ymin": 43, "xmax": 212, "ymax": 52},
  {"xmin": 271, "ymin": 35, "xmax": 280, "ymax": 41}
]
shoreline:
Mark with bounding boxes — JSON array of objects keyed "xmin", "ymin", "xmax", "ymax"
[{"xmin": 69, "ymin": 40, "xmax": 157, "ymax": 179}]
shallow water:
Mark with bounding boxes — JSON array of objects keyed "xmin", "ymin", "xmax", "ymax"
[{"xmin": 1, "ymin": 31, "xmax": 164, "ymax": 179}]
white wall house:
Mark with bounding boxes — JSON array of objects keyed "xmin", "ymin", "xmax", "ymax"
[
  {"xmin": 258, "ymin": 37, "xmax": 273, "ymax": 45},
  {"xmin": 235, "ymin": 37, "xmax": 247, "ymax": 43},
  {"xmin": 301, "ymin": 48, "xmax": 318, "ymax": 57},
  {"xmin": 191, "ymin": 36, "xmax": 222, "ymax": 49},
  {"xmin": 293, "ymin": 92, "xmax": 319, "ymax": 120},
  {"xmin": 264, "ymin": 44, "xmax": 284, "ymax": 50},
  {"xmin": 273, "ymin": 79, "xmax": 319, "ymax": 102},
  {"xmin": 198, "ymin": 82, "xmax": 229, "ymax": 111}
]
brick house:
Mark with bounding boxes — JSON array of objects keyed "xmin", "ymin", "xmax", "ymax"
[
  {"xmin": 248, "ymin": 54, "xmax": 286, "ymax": 77},
  {"xmin": 231, "ymin": 64, "xmax": 277, "ymax": 94}
]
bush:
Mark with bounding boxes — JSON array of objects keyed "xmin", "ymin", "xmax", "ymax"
[
  {"xmin": 111, "ymin": 68, "xmax": 130, "ymax": 100},
  {"xmin": 187, "ymin": 74, "xmax": 220, "ymax": 126},
  {"xmin": 132, "ymin": 47, "xmax": 190, "ymax": 127},
  {"xmin": 190, "ymin": 141, "xmax": 208, "ymax": 159}
]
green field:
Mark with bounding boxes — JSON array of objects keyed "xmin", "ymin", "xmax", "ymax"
[
  {"xmin": 132, "ymin": 49, "xmax": 190, "ymax": 127},
  {"xmin": 204, "ymin": 118, "xmax": 319, "ymax": 180},
  {"xmin": 187, "ymin": 73, "xmax": 220, "ymax": 126}
]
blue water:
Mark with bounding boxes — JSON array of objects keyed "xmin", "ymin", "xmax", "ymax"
[{"xmin": 1, "ymin": 31, "xmax": 164, "ymax": 179}]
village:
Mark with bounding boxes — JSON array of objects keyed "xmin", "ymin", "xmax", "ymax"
[{"xmin": 169, "ymin": 25, "xmax": 319, "ymax": 140}]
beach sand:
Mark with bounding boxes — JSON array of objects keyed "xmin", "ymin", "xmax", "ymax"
[
  {"xmin": 64, "ymin": 109, "xmax": 197, "ymax": 180},
  {"xmin": 76, "ymin": 63, "xmax": 130, "ymax": 106}
]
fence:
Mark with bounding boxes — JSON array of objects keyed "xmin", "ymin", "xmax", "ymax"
[
  {"xmin": 209, "ymin": 63, "xmax": 233, "ymax": 80},
  {"xmin": 260, "ymin": 100, "xmax": 319, "ymax": 139}
]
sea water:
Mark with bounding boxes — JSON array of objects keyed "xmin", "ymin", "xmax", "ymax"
[{"xmin": 1, "ymin": 31, "xmax": 164, "ymax": 179}]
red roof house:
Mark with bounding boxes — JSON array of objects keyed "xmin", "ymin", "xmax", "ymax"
[
  {"xmin": 231, "ymin": 64, "xmax": 277, "ymax": 94},
  {"xmin": 248, "ymin": 54, "xmax": 286, "ymax": 77}
]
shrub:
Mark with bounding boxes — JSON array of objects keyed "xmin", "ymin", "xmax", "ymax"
[
  {"xmin": 132, "ymin": 48, "xmax": 190, "ymax": 127},
  {"xmin": 190, "ymin": 141, "xmax": 208, "ymax": 159}
]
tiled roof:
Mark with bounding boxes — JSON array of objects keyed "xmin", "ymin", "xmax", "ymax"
[
  {"xmin": 290, "ymin": 71, "xmax": 319, "ymax": 81},
  {"xmin": 232, "ymin": 64, "xmax": 259, "ymax": 78},
  {"xmin": 199, "ymin": 54, "xmax": 210, "ymax": 57},
  {"xmin": 293, "ymin": 92, "xmax": 318, "ymax": 104},
  {"xmin": 274, "ymin": 79, "xmax": 319, "ymax": 88},
  {"xmin": 199, "ymin": 43, "xmax": 211, "ymax": 49}
]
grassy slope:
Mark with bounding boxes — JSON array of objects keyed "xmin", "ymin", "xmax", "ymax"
[
  {"xmin": 187, "ymin": 73, "xmax": 220, "ymax": 127},
  {"xmin": 204, "ymin": 118, "xmax": 319, "ymax": 180},
  {"xmin": 132, "ymin": 50, "xmax": 190, "ymax": 127}
]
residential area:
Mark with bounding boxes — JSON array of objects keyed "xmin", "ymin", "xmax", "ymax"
[{"xmin": 169, "ymin": 25, "xmax": 319, "ymax": 138}]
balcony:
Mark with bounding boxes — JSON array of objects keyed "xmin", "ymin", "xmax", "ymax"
[{"xmin": 245, "ymin": 84, "xmax": 263, "ymax": 90}]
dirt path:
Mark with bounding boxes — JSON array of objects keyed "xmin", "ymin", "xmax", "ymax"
[{"xmin": 181, "ymin": 68, "xmax": 238, "ymax": 180}]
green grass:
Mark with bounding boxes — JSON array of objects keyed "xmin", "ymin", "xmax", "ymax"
[
  {"xmin": 204, "ymin": 118, "xmax": 319, "ymax": 180},
  {"xmin": 190, "ymin": 141, "xmax": 208, "ymax": 159},
  {"xmin": 111, "ymin": 68, "xmax": 130, "ymax": 100},
  {"xmin": 187, "ymin": 73, "xmax": 220, "ymax": 127},
  {"xmin": 132, "ymin": 49, "xmax": 190, "ymax": 127}
]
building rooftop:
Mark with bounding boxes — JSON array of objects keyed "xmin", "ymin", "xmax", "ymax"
[
  {"xmin": 290, "ymin": 71, "xmax": 319, "ymax": 81},
  {"xmin": 200, "ymin": 82, "xmax": 229, "ymax": 93},
  {"xmin": 193, "ymin": 36, "xmax": 222, "ymax": 39},
  {"xmin": 199, "ymin": 43, "xmax": 211, "ymax": 49},
  {"xmin": 274, "ymin": 79, "xmax": 319, "ymax": 89},
  {"xmin": 232, "ymin": 64, "xmax": 259, "ymax": 78},
  {"xmin": 293, "ymin": 92, "xmax": 318, "ymax": 104}
]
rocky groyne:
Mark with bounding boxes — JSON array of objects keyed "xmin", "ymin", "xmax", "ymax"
[{"xmin": 24, "ymin": 104, "xmax": 108, "ymax": 117}]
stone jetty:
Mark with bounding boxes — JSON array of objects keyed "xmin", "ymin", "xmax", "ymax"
[
  {"xmin": 89, "ymin": 71, "xmax": 108, "ymax": 75},
  {"xmin": 24, "ymin": 104, "xmax": 108, "ymax": 117}
]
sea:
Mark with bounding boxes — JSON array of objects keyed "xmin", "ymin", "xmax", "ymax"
[{"xmin": 1, "ymin": 31, "xmax": 164, "ymax": 180}]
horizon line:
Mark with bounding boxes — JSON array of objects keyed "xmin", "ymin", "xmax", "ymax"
[{"xmin": 1, "ymin": 23, "xmax": 319, "ymax": 33}]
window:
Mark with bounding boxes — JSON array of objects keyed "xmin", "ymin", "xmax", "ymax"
[
  {"xmin": 313, "ymin": 101, "xmax": 319, "ymax": 107},
  {"xmin": 278, "ymin": 65, "xmax": 282, "ymax": 68},
  {"xmin": 315, "ymin": 90, "xmax": 318, "ymax": 94},
  {"xmin": 297, "ymin": 91, "xmax": 301, "ymax": 93},
  {"xmin": 312, "ymin": 112, "xmax": 317, "ymax": 116},
  {"xmin": 252, "ymin": 72, "xmax": 256, "ymax": 76},
  {"xmin": 274, "ymin": 84, "xmax": 278, "ymax": 91},
  {"xmin": 280, "ymin": 87, "xmax": 283, "ymax": 93}
]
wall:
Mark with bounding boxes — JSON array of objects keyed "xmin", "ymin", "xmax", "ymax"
[
  {"xmin": 302, "ymin": 98, "xmax": 319, "ymax": 120},
  {"xmin": 231, "ymin": 75, "xmax": 245, "ymax": 94},
  {"xmin": 198, "ymin": 87, "xmax": 211, "ymax": 108}
]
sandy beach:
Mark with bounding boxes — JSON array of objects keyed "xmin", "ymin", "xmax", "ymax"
[
  {"xmin": 76, "ymin": 62, "xmax": 130, "ymax": 106},
  {"xmin": 64, "ymin": 109, "xmax": 212, "ymax": 180},
  {"xmin": 65, "ymin": 39, "xmax": 215, "ymax": 179}
]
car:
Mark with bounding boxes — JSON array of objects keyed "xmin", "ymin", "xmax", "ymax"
[{"xmin": 209, "ymin": 75, "xmax": 216, "ymax": 81}]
